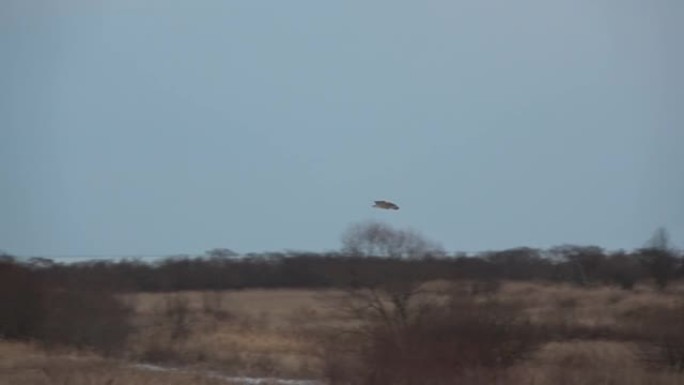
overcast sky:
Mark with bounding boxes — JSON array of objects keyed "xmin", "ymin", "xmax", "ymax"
[{"xmin": 2, "ymin": 0, "xmax": 682, "ymax": 259}]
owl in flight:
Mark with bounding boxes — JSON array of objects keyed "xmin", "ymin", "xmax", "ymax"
[{"xmin": 373, "ymin": 200, "xmax": 399, "ymax": 210}]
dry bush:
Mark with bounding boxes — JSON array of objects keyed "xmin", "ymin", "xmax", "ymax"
[
  {"xmin": 602, "ymin": 252, "xmax": 642, "ymax": 290},
  {"xmin": 133, "ymin": 295, "xmax": 194, "ymax": 364},
  {"xmin": 319, "ymin": 280, "xmax": 684, "ymax": 384},
  {"xmin": 0, "ymin": 261, "xmax": 44, "ymax": 339},
  {"xmin": 39, "ymin": 288, "xmax": 133, "ymax": 356},
  {"xmin": 323, "ymin": 287, "xmax": 542, "ymax": 385},
  {"xmin": 0, "ymin": 260, "xmax": 132, "ymax": 356},
  {"xmin": 511, "ymin": 340, "xmax": 683, "ymax": 385},
  {"xmin": 626, "ymin": 301, "xmax": 684, "ymax": 371},
  {"xmin": 202, "ymin": 291, "xmax": 233, "ymax": 322},
  {"xmin": 164, "ymin": 295, "xmax": 192, "ymax": 341}
]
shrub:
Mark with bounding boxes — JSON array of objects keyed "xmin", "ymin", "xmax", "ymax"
[
  {"xmin": 637, "ymin": 248, "xmax": 678, "ymax": 290},
  {"xmin": 601, "ymin": 252, "xmax": 643, "ymax": 290},
  {"xmin": 164, "ymin": 295, "xmax": 192, "ymax": 341},
  {"xmin": 326, "ymin": 287, "xmax": 542, "ymax": 385},
  {"xmin": 38, "ymin": 288, "xmax": 132, "ymax": 356},
  {"xmin": 0, "ymin": 260, "xmax": 45, "ymax": 339},
  {"xmin": 0, "ymin": 260, "xmax": 132, "ymax": 356},
  {"xmin": 201, "ymin": 291, "xmax": 232, "ymax": 321},
  {"xmin": 632, "ymin": 302, "xmax": 684, "ymax": 371}
]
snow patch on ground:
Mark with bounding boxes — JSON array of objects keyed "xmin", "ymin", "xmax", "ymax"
[{"xmin": 131, "ymin": 363, "xmax": 322, "ymax": 385}]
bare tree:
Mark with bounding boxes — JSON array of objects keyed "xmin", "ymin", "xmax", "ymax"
[
  {"xmin": 333, "ymin": 221, "xmax": 446, "ymax": 341},
  {"xmin": 341, "ymin": 220, "xmax": 444, "ymax": 259},
  {"xmin": 646, "ymin": 227, "xmax": 671, "ymax": 251},
  {"xmin": 338, "ymin": 221, "xmax": 447, "ymax": 328},
  {"xmin": 639, "ymin": 227, "xmax": 678, "ymax": 290}
]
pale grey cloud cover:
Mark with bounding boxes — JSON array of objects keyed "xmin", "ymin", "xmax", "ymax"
[{"xmin": 1, "ymin": 0, "xmax": 682, "ymax": 258}]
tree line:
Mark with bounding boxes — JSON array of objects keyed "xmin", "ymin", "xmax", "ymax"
[{"xmin": 2, "ymin": 223, "xmax": 682, "ymax": 292}]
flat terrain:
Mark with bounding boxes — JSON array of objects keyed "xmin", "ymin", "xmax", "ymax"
[{"xmin": 2, "ymin": 281, "xmax": 684, "ymax": 384}]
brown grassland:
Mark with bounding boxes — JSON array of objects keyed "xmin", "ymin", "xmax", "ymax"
[{"xmin": 2, "ymin": 281, "xmax": 684, "ymax": 385}]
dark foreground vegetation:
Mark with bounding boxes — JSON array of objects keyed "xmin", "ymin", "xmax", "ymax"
[{"xmin": 1, "ymin": 223, "xmax": 684, "ymax": 384}]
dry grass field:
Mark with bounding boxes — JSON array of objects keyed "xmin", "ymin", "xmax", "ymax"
[
  {"xmin": 2, "ymin": 281, "xmax": 684, "ymax": 384},
  {"xmin": 123, "ymin": 289, "xmax": 336, "ymax": 379},
  {"xmin": 0, "ymin": 341, "xmax": 233, "ymax": 385}
]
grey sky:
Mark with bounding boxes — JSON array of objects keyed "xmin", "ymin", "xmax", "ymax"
[{"xmin": 2, "ymin": 0, "xmax": 682, "ymax": 258}]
